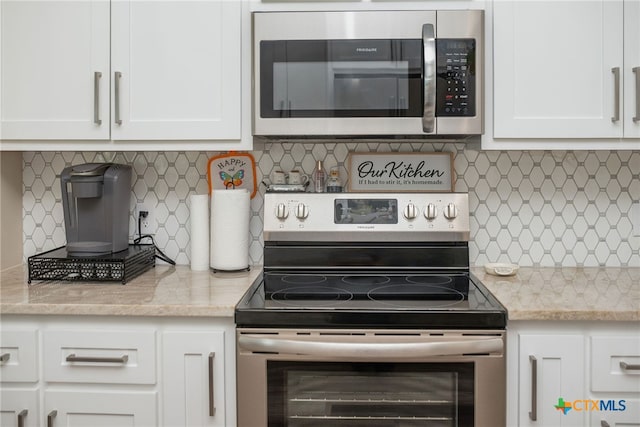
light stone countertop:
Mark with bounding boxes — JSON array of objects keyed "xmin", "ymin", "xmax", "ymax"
[
  {"xmin": 472, "ymin": 266, "xmax": 640, "ymax": 321},
  {"xmin": 0, "ymin": 264, "xmax": 261, "ymax": 317},
  {"xmin": 1, "ymin": 264, "xmax": 638, "ymax": 321}
]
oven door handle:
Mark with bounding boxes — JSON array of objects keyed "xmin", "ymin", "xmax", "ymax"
[{"xmin": 238, "ymin": 336, "xmax": 503, "ymax": 358}]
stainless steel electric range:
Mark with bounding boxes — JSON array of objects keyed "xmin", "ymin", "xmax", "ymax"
[{"xmin": 236, "ymin": 193, "xmax": 507, "ymax": 427}]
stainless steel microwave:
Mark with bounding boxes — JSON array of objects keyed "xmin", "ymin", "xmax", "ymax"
[{"xmin": 253, "ymin": 10, "xmax": 483, "ymax": 138}]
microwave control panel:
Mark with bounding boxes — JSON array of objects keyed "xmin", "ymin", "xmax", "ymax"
[{"xmin": 436, "ymin": 39, "xmax": 475, "ymax": 117}]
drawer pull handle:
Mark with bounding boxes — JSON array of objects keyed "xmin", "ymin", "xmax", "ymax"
[
  {"xmin": 17, "ymin": 409, "xmax": 27, "ymax": 427},
  {"xmin": 0, "ymin": 353, "xmax": 10, "ymax": 363},
  {"xmin": 66, "ymin": 354, "xmax": 129, "ymax": 364},
  {"xmin": 209, "ymin": 352, "xmax": 216, "ymax": 417},
  {"xmin": 620, "ymin": 361, "xmax": 640, "ymax": 371},
  {"xmin": 529, "ymin": 355, "xmax": 537, "ymax": 421},
  {"xmin": 601, "ymin": 421, "xmax": 610, "ymax": 427},
  {"xmin": 47, "ymin": 410, "xmax": 57, "ymax": 427}
]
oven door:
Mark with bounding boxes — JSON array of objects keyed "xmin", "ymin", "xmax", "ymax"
[{"xmin": 237, "ymin": 329, "xmax": 506, "ymax": 427}]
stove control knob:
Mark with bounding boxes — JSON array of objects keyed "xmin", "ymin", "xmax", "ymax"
[
  {"xmin": 275, "ymin": 203, "xmax": 289, "ymax": 220},
  {"xmin": 444, "ymin": 203, "xmax": 458, "ymax": 220},
  {"xmin": 424, "ymin": 203, "xmax": 438, "ymax": 220},
  {"xmin": 295, "ymin": 203, "xmax": 309, "ymax": 220},
  {"xmin": 403, "ymin": 203, "xmax": 419, "ymax": 220}
]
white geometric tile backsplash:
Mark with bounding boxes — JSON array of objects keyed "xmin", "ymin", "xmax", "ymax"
[{"xmin": 22, "ymin": 142, "xmax": 640, "ymax": 267}]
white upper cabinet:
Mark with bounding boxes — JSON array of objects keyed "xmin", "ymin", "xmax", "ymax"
[
  {"xmin": 110, "ymin": 0, "xmax": 241, "ymax": 141},
  {"xmin": 624, "ymin": 0, "xmax": 640, "ymax": 138},
  {"xmin": 493, "ymin": 0, "xmax": 623, "ymax": 139},
  {"xmin": 0, "ymin": 0, "xmax": 110, "ymax": 140},
  {"xmin": 1, "ymin": 0, "xmax": 246, "ymax": 150},
  {"xmin": 486, "ymin": 0, "xmax": 640, "ymax": 149}
]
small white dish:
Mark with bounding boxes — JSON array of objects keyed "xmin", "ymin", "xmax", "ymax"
[{"xmin": 484, "ymin": 263, "xmax": 519, "ymax": 277}]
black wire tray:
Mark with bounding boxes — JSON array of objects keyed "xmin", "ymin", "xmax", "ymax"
[{"xmin": 28, "ymin": 244, "xmax": 156, "ymax": 285}]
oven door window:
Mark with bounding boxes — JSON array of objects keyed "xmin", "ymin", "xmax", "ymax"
[
  {"xmin": 267, "ymin": 362, "xmax": 474, "ymax": 426},
  {"xmin": 260, "ymin": 39, "xmax": 423, "ymax": 118}
]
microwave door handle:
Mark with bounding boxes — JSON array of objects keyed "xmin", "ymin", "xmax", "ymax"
[
  {"xmin": 238, "ymin": 336, "xmax": 503, "ymax": 358},
  {"xmin": 422, "ymin": 23, "xmax": 436, "ymax": 133}
]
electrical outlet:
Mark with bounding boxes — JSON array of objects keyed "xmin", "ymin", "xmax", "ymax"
[
  {"xmin": 633, "ymin": 202, "xmax": 640, "ymax": 237},
  {"xmin": 136, "ymin": 203, "xmax": 155, "ymax": 236}
]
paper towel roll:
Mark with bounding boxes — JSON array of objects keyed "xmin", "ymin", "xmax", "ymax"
[
  {"xmin": 190, "ymin": 194, "xmax": 210, "ymax": 271},
  {"xmin": 210, "ymin": 189, "xmax": 250, "ymax": 271}
]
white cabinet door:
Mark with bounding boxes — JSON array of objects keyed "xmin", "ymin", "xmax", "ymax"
[
  {"xmin": 493, "ymin": 0, "xmax": 624, "ymax": 139},
  {"xmin": 518, "ymin": 334, "xmax": 585, "ymax": 427},
  {"xmin": 162, "ymin": 331, "xmax": 226, "ymax": 427},
  {"xmin": 110, "ymin": 0, "xmax": 241, "ymax": 140},
  {"xmin": 45, "ymin": 391, "xmax": 156, "ymax": 427},
  {"xmin": 0, "ymin": 389, "xmax": 38, "ymax": 427},
  {"xmin": 625, "ymin": 0, "xmax": 640, "ymax": 138},
  {"xmin": 0, "ymin": 0, "xmax": 110, "ymax": 140}
]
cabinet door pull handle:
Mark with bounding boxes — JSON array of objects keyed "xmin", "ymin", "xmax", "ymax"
[
  {"xmin": 94, "ymin": 71, "xmax": 102, "ymax": 125},
  {"xmin": 17, "ymin": 409, "xmax": 27, "ymax": 427},
  {"xmin": 66, "ymin": 353, "xmax": 129, "ymax": 364},
  {"xmin": 633, "ymin": 67, "xmax": 639, "ymax": 123},
  {"xmin": 529, "ymin": 355, "xmax": 538, "ymax": 421},
  {"xmin": 0, "ymin": 352, "xmax": 10, "ymax": 363},
  {"xmin": 209, "ymin": 352, "xmax": 216, "ymax": 417},
  {"xmin": 601, "ymin": 421, "xmax": 610, "ymax": 427},
  {"xmin": 611, "ymin": 67, "xmax": 620, "ymax": 122},
  {"xmin": 114, "ymin": 71, "xmax": 123, "ymax": 125},
  {"xmin": 47, "ymin": 410, "xmax": 57, "ymax": 427},
  {"xmin": 620, "ymin": 361, "xmax": 640, "ymax": 371}
]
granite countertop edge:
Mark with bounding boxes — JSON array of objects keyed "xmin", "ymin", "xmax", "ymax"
[{"xmin": 1, "ymin": 265, "xmax": 638, "ymax": 322}]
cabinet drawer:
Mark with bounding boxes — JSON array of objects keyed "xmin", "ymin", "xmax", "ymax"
[
  {"xmin": 591, "ymin": 336, "xmax": 640, "ymax": 393},
  {"xmin": 45, "ymin": 390, "xmax": 157, "ymax": 427},
  {"xmin": 44, "ymin": 329, "xmax": 156, "ymax": 384},
  {"xmin": 0, "ymin": 389, "xmax": 39, "ymax": 427},
  {"xmin": 0, "ymin": 330, "xmax": 38, "ymax": 383},
  {"xmin": 589, "ymin": 399, "xmax": 640, "ymax": 426}
]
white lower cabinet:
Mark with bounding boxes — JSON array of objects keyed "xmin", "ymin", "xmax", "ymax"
[
  {"xmin": 589, "ymin": 335, "xmax": 640, "ymax": 427},
  {"xmin": 516, "ymin": 334, "xmax": 585, "ymax": 426},
  {"xmin": 162, "ymin": 331, "xmax": 226, "ymax": 427},
  {"xmin": 590, "ymin": 403, "xmax": 640, "ymax": 427},
  {"xmin": 0, "ymin": 315, "xmax": 236, "ymax": 426},
  {"xmin": 0, "ymin": 328, "xmax": 40, "ymax": 427},
  {"xmin": 508, "ymin": 321, "xmax": 640, "ymax": 427},
  {"xmin": 0, "ymin": 389, "xmax": 39, "ymax": 427},
  {"xmin": 44, "ymin": 391, "xmax": 157, "ymax": 427}
]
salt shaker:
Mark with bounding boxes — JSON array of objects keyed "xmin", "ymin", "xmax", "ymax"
[{"xmin": 312, "ymin": 160, "xmax": 326, "ymax": 193}]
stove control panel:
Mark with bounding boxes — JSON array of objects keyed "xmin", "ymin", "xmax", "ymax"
[{"xmin": 264, "ymin": 192, "xmax": 470, "ymax": 242}]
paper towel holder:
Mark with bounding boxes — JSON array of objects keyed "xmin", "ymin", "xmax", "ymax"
[{"xmin": 211, "ymin": 265, "xmax": 251, "ymax": 273}]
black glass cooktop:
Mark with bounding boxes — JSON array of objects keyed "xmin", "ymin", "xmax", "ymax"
[{"xmin": 235, "ymin": 271, "xmax": 507, "ymax": 329}]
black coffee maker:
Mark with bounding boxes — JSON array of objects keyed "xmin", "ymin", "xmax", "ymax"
[{"xmin": 61, "ymin": 163, "xmax": 132, "ymax": 256}]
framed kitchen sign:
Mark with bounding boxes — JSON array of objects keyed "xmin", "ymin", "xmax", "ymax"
[{"xmin": 347, "ymin": 152, "xmax": 454, "ymax": 192}]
